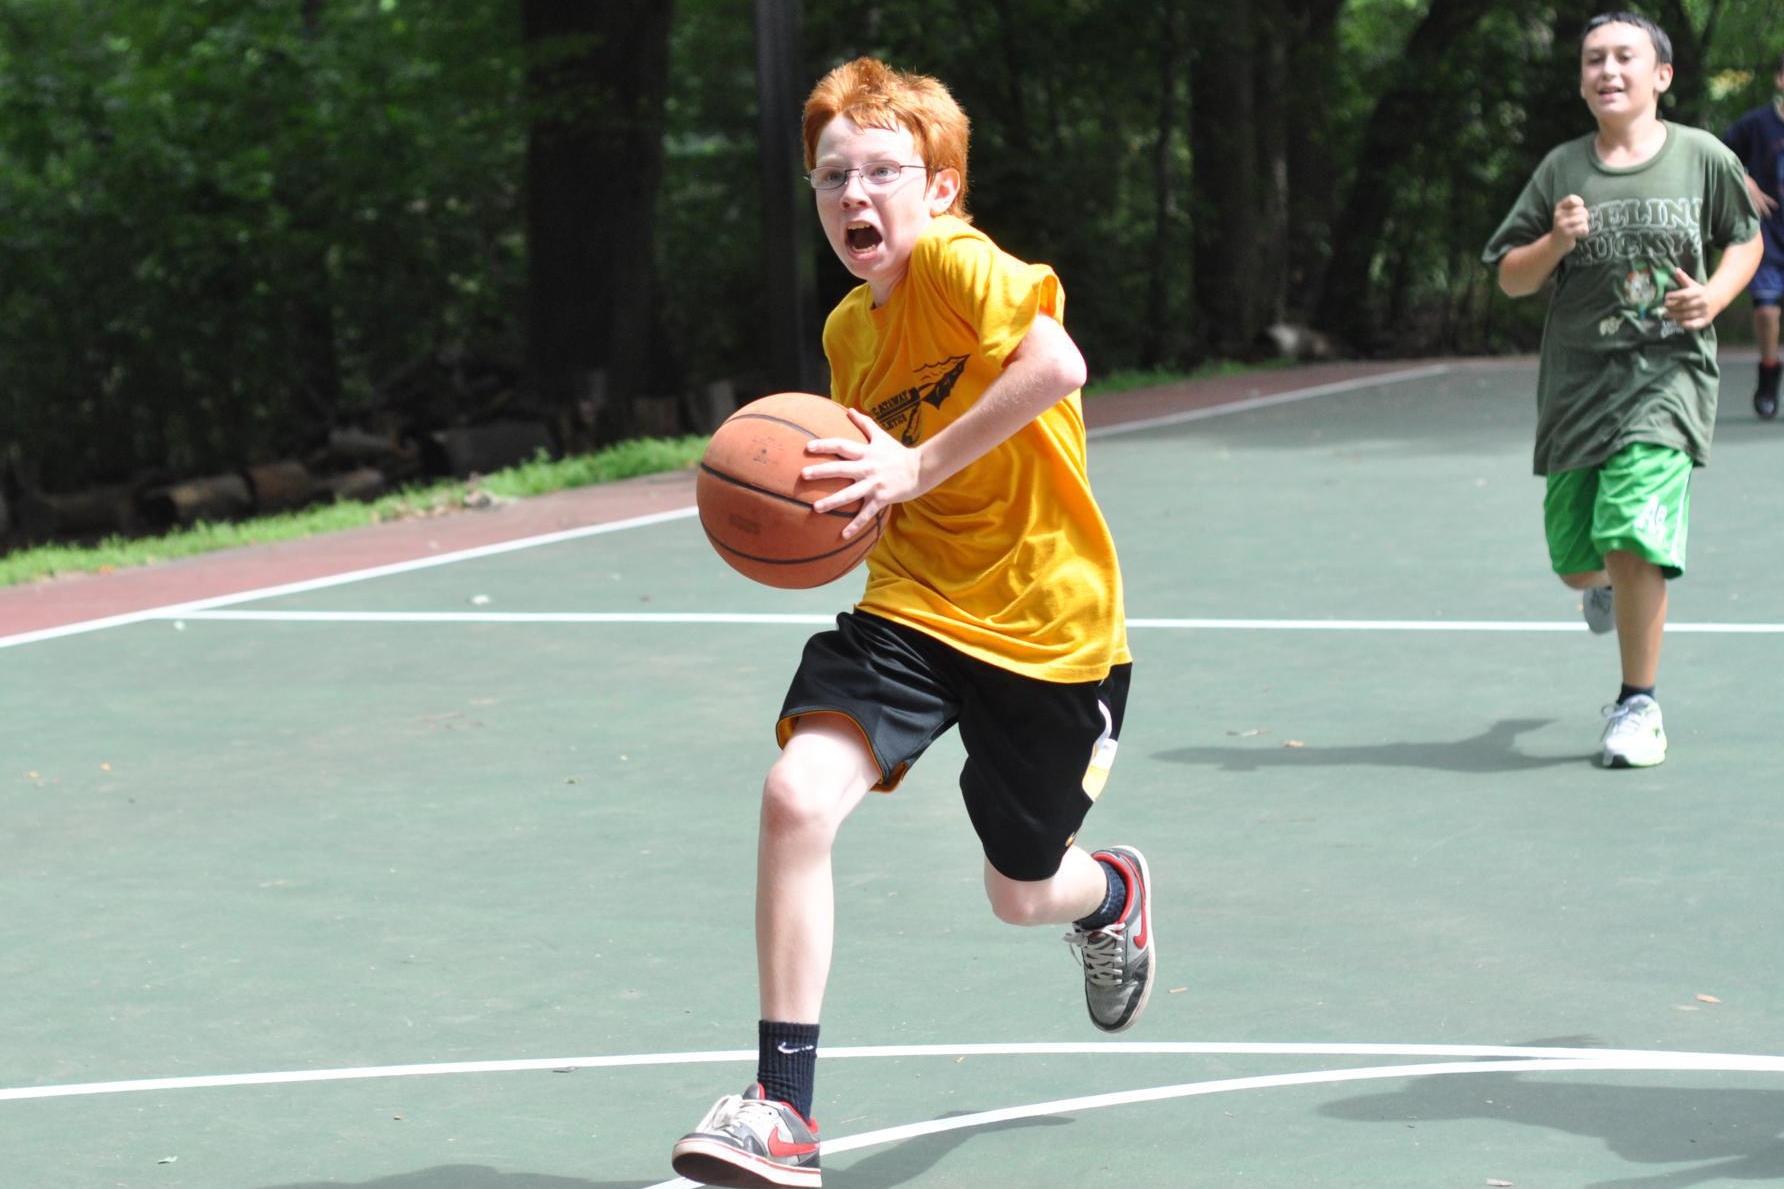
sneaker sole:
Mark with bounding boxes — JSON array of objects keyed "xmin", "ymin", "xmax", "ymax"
[
  {"xmin": 1603, "ymin": 754, "xmax": 1666, "ymax": 769},
  {"xmin": 1602, "ymin": 747, "xmax": 1666, "ymax": 769},
  {"xmin": 672, "ymin": 1141, "xmax": 821, "ymax": 1189}
]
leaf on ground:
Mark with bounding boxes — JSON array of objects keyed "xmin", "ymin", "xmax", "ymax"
[{"xmin": 1696, "ymin": 993, "xmax": 1721, "ymax": 1004}]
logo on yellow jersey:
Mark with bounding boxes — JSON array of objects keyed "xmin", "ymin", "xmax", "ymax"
[{"xmin": 866, "ymin": 354, "xmax": 969, "ymax": 444}]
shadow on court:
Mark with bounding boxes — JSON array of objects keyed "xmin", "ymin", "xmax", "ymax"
[
  {"xmin": 259, "ymin": 1168, "xmax": 622, "ymax": 1189},
  {"xmin": 1322, "ymin": 1065, "xmax": 1784, "ymax": 1189},
  {"xmin": 834, "ymin": 1114, "xmax": 1071, "ymax": 1188},
  {"xmin": 1155, "ymin": 717, "xmax": 1589, "ymax": 774}
]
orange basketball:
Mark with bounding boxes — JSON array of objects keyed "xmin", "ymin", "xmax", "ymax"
[{"xmin": 696, "ymin": 392, "xmax": 884, "ymax": 589}]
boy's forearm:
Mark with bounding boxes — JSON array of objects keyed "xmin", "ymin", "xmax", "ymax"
[
  {"xmin": 1497, "ymin": 235, "xmax": 1572, "ymax": 297},
  {"xmin": 1703, "ymin": 235, "xmax": 1765, "ymax": 317},
  {"xmin": 914, "ymin": 316, "xmax": 1085, "ymax": 491}
]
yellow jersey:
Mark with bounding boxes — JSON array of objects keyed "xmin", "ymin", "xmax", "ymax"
[{"xmin": 821, "ymin": 215, "xmax": 1130, "ymax": 682}]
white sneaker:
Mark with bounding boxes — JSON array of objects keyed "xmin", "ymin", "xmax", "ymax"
[
  {"xmin": 1600, "ymin": 695, "xmax": 1666, "ymax": 768},
  {"xmin": 1581, "ymin": 586, "xmax": 1614, "ymax": 635}
]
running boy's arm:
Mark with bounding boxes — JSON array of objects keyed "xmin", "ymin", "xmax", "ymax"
[
  {"xmin": 1497, "ymin": 194, "xmax": 1592, "ymax": 297},
  {"xmin": 805, "ymin": 313, "xmax": 1087, "ymax": 538},
  {"xmin": 1742, "ymin": 174, "xmax": 1778, "ymax": 219},
  {"xmin": 1661, "ymin": 232, "xmax": 1766, "ymax": 331}
]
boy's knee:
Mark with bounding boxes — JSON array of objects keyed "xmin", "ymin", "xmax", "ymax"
[
  {"xmin": 760, "ymin": 763, "xmax": 826, "ymax": 834},
  {"xmin": 984, "ymin": 875, "xmax": 1052, "ymax": 927}
]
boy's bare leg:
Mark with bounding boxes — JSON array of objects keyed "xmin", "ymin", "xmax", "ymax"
[
  {"xmin": 1605, "ymin": 549, "xmax": 1667, "ymax": 688},
  {"xmin": 1559, "ymin": 569, "xmax": 1610, "ymax": 592},
  {"xmin": 1757, "ymin": 305, "xmax": 1780, "ymax": 364},
  {"xmin": 981, "ymin": 845, "xmax": 1108, "ymax": 926},
  {"xmin": 756, "ymin": 715, "xmax": 877, "ymax": 1022}
]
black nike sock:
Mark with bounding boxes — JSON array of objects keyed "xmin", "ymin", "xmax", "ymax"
[
  {"xmin": 758, "ymin": 1020, "xmax": 819, "ymax": 1121},
  {"xmin": 1618, "ymin": 683, "xmax": 1655, "ymax": 705},
  {"xmin": 1074, "ymin": 856, "xmax": 1129, "ymax": 931}
]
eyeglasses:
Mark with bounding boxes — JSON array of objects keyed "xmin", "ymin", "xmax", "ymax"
[{"xmin": 806, "ymin": 161, "xmax": 927, "ymax": 191}]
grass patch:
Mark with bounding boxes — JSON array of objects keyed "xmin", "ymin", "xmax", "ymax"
[{"xmin": 1085, "ymin": 357, "xmax": 1294, "ymax": 397}]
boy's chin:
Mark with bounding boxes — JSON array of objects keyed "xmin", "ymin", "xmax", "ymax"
[{"xmin": 841, "ymin": 254, "xmax": 890, "ymax": 282}]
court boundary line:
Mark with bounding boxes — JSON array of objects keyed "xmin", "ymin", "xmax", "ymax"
[
  {"xmin": 0, "ymin": 363, "xmax": 1454, "ymax": 652},
  {"xmin": 147, "ymin": 609, "xmax": 1784, "ymax": 634},
  {"xmin": 1085, "ymin": 362, "xmax": 1452, "ymax": 439},
  {"xmin": 0, "ymin": 507, "xmax": 697, "ymax": 651},
  {"xmin": 6, "ymin": 1039, "xmax": 1782, "ymax": 1104},
  {"xmin": 660, "ymin": 1051, "xmax": 1784, "ymax": 1188},
  {"xmin": 10, "ymin": 1040, "xmax": 1782, "ymax": 1186}
]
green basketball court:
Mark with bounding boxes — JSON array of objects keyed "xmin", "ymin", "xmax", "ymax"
[{"xmin": 5, "ymin": 358, "xmax": 1784, "ymax": 1188}]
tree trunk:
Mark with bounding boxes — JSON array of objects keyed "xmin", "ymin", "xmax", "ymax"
[
  {"xmin": 1142, "ymin": 0, "xmax": 1186, "ymax": 369},
  {"xmin": 521, "ymin": 0, "xmax": 675, "ymax": 449},
  {"xmin": 1281, "ymin": 0, "xmax": 1347, "ymax": 316},
  {"xmin": 1188, "ymin": 0, "xmax": 1263, "ymax": 356},
  {"xmin": 1312, "ymin": 0, "xmax": 1502, "ymax": 351}
]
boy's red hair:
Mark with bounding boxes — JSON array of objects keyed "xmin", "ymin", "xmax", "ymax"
[{"xmin": 802, "ymin": 57, "xmax": 971, "ymax": 221}]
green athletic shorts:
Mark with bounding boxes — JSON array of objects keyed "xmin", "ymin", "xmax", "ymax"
[{"xmin": 1544, "ymin": 442, "xmax": 1692, "ymax": 579}]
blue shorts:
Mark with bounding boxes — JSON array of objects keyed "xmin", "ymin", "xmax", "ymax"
[
  {"xmin": 1752, "ymin": 257, "xmax": 1783, "ymax": 306},
  {"xmin": 1754, "ymin": 223, "xmax": 1784, "ymax": 305}
]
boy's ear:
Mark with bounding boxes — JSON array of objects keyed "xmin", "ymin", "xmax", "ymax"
[
  {"xmin": 928, "ymin": 167, "xmax": 962, "ymax": 214},
  {"xmin": 1655, "ymin": 61, "xmax": 1674, "ymax": 93}
]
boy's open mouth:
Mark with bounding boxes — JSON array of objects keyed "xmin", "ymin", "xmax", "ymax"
[{"xmin": 846, "ymin": 223, "xmax": 882, "ymax": 252}]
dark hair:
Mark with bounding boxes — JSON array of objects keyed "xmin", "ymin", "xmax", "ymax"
[{"xmin": 1580, "ymin": 11, "xmax": 1674, "ymax": 65}]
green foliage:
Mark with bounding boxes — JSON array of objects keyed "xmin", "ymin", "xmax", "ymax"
[
  {"xmin": 2, "ymin": 0, "xmax": 1776, "ymax": 512},
  {"xmin": 0, "ymin": 0, "xmax": 527, "ymax": 493}
]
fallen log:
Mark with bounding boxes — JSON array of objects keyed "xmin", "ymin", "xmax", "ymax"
[
  {"xmin": 244, "ymin": 460, "xmax": 318, "ymax": 514},
  {"xmin": 424, "ymin": 420, "xmax": 554, "ymax": 478},
  {"xmin": 322, "ymin": 466, "xmax": 387, "ymax": 504},
  {"xmin": 14, "ymin": 483, "xmax": 140, "ymax": 541},
  {"xmin": 137, "ymin": 472, "xmax": 254, "ymax": 529}
]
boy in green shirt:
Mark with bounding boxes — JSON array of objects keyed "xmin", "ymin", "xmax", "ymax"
[{"xmin": 1483, "ymin": 11, "xmax": 1761, "ymax": 768}]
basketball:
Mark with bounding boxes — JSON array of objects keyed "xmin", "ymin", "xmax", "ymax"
[{"xmin": 696, "ymin": 392, "xmax": 884, "ymax": 589}]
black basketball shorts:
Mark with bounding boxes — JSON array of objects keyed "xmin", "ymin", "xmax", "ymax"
[{"xmin": 778, "ymin": 610, "xmax": 1131, "ymax": 881}]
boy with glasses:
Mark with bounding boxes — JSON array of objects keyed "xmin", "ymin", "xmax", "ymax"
[
  {"xmin": 1483, "ymin": 12, "xmax": 1761, "ymax": 768},
  {"xmin": 669, "ymin": 57, "xmax": 1153, "ymax": 1187}
]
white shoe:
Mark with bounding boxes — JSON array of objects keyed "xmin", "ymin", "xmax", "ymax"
[
  {"xmin": 1581, "ymin": 586, "xmax": 1614, "ymax": 635},
  {"xmin": 1600, "ymin": 695, "xmax": 1666, "ymax": 768}
]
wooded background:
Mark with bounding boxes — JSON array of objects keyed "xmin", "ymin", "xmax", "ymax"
[{"xmin": 0, "ymin": 0, "xmax": 1776, "ymax": 516}]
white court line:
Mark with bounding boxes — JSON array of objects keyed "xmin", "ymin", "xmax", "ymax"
[
  {"xmin": 0, "ymin": 364, "xmax": 1453, "ymax": 652},
  {"xmin": 7, "ymin": 1039, "xmax": 1782, "ymax": 1104},
  {"xmin": 7, "ymin": 1041, "xmax": 1781, "ymax": 1187},
  {"xmin": 149, "ymin": 609, "xmax": 1784, "ymax": 634},
  {"xmin": 0, "ymin": 507, "xmax": 698, "ymax": 650},
  {"xmin": 1085, "ymin": 363, "xmax": 1454, "ymax": 439},
  {"xmin": 649, "ymin": 1051, "xmax": 1784, "ymax": 1188}
]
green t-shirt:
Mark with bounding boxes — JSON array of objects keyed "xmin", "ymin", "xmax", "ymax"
[{"xmin": 1482, "ymin": 124, "xmax": 1760, "ymax": 474}]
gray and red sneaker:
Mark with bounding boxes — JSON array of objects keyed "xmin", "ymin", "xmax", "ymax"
[
  {"xmin": 671, "ymin": 1083, "xmax": 821, "ymax": 1187},
  {"xmin": 1065, "ymin": 846, "xmax": 1156, "ymax": 1033}
]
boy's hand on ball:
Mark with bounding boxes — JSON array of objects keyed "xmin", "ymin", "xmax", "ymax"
[{"xmin": 805, "ymin": 409, "xmax": 925, "ymax": 538}]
